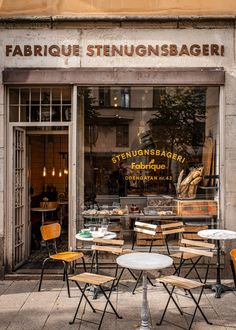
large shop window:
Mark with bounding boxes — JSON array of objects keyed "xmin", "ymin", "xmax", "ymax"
[{"xmin": 81, "ymin": 86, "xmax": 219, "ymax": 218}]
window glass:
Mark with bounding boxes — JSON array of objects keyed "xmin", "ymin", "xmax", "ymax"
[
  {"xmin": 8, "ymin": 87, "xmax": 72, "ymax": 123},
  {"xmin": 80, "ymin": 86, "xmax": 220, "ymax": 210}
]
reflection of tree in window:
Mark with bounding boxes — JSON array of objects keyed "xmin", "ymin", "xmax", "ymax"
[{"xmin": 148, "ymin": 87, "xmax": 206, "ymax": 190}]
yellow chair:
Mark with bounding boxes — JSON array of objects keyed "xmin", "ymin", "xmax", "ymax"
[
  {"xmin": 38, "ymin": 223, "xmax": 86, "ymax": 297},
  {"xmin": 230, "ymin": 249, "xmax": 236, "ymax": 287}
]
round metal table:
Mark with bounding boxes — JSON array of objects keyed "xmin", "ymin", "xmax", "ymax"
[
  {"xmin": 117, "ymin": 252, "xmax": 173, "ymax": 330},
  {"xmin": 198, "ymin": 229, "xmax": 236, "ymax": 298}
]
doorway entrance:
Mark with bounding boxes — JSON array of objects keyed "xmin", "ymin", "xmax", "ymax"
[
  {"xmin": 10, "ymin": 127, "xmax": 70, "ymax": 272},
  {"xmin": 27, "ymin": 129, "xmax": 69, "ymax": 270}
]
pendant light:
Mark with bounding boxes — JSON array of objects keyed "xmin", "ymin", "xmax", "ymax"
[
  {"xmin": 59, "ymin": 136, "xmax": 62, "ymax": 177},
  {"xmin": 42, "ymin": 135, "xmax": 47, "ymax": 177},
  {"xmin": 52, "ymin": 136, "xmax": 55, "ymax": 176},
  {"xmin": 63, "ymin": 134, "xmax": 68, "ymax": 175}
]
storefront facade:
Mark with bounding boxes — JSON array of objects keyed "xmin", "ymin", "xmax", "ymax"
[{"xmin": 0, "ymin": 8, "xmax": 236, "ymax": 275}]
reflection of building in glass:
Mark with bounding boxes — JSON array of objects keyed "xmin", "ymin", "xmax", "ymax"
[{"xmin": 83, "ymin": 86, "xmax": 219, "ymax": 199}]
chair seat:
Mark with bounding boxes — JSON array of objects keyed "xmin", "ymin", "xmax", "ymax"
[
  {"xmin": 171, "ymin": 251, "xmax": 202, "ymax": 260},
  {"xmin": 157, "ymin": 275, "xmax": 204, "ymax": 290},
  {"xmin": 50, "ymin": 251, "xmax": 84, "ymax": 262},
  {"xmin": 69, "ymin": 272, "xmax": 115, "ymax": 286}
]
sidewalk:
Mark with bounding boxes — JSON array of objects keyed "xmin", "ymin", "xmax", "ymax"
[{"xmin": 0, "ymin": 278, "xmax": 236, "ymax": 330}]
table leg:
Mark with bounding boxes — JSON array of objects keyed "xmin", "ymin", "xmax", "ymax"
[
  {"xmin": 42, "ymin": 212, "xmax": 45, "ymax": 225},
  {"xmin": 206, "ymin": 240, "xmax": 235, "ymax": 298},
  {"xmin": 140, "ymin": 271, "xmax": 151, "ymax": 330}
]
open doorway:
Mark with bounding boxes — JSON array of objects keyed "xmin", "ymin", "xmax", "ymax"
[{"xmin": 22, "ymin": 129, "xmax": 69, "ymax": 271}]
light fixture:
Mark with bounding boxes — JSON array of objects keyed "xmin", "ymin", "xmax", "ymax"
[
  {"xmin": 63, "ymin": 134, "xmax": 68, "ymax": 175},
  {"xmin": 59, "ymin": 136, "xmax": 62, "ymax": 177},
  {"xmin": 51, "ymin": 136, "xmax": 55, "ymax": 176},
  {"xmin": 42, "ymin": 136, "xmax": 47, "ymax": 177}
]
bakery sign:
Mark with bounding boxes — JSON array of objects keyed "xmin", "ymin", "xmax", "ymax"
[
  {"xmin": 112, "ymin": 149, "xmax": 186, "ymax": 182},
  {"xmin": 5, "ymin": 43, "xmax": 225, "ymax": 57}
]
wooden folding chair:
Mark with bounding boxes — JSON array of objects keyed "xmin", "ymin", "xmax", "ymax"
[
  {"xmin": 69, "ymin": 273, "xmax": 122, "ymax": 329},
  {"xmin": 156, "ymin": 241, "xmax": 215, "ymax": 330},
  {"xmin": 161, "ymin": 222, "xmax": 208, "ymax": 281},
  {"xmin": 38, "ymin": 223, "xmax": 86, "ymax": 297},
  {"xmin": 116, "ymin": 221, "xmax": 159, "ymax": 294},
  {"xmin": 230, "ymin": 249, "xmax": 236, "ymax": 288},
  {"xmin": 91, "ymin": 238, "xmax": 135, "ymax": 298}
]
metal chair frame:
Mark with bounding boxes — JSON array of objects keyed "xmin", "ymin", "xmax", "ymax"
[
  {"xmin": 156, "ymin": 242, "xmax": 215, "ymax": 330},
  {"xmin": 161, "ymin": 222, "xmax": 208, "ymax": 281},
  {"xmin": 38, "ymin": 223, "xmax": 86, "ymax": 297},
  {"xmin": 69, "ymin": 273, "xmax": 122, "ymax": 329}
]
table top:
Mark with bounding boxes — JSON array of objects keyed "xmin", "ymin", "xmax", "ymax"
[
  {"xmin": 31, "ymin": 207, "xmax": 57, "ymax": 212},
  {"xmin": 116, "ymin": 252, "xmax": 173, "ymax": 271},
  {"xmin": 75, "ymin": 231, "xmax": 117, "ymax": 241},
  {"xmin": 198, "ymin": 229, "xmax": 236, "ymax": 240}
]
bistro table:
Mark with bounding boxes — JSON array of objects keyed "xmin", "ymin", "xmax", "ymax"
[
  {"xmin": 198, "ymin": 229, "xmax": 236, "ymax": 298},
  {"xmin": 75, "ymin": 231, "xmax": 117, "ymax": 242},
  {"xmin": 116, "ymin": 252, "xmax": 173, "ymax": 330},
  {"xmin": 31, "ymin": 207, "xmax": 57, "ymax": 225}
]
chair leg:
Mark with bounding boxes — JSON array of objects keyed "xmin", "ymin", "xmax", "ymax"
[
  {"xmin": 157, "ymin": 284, "xmax": 183, "ymax": 326},
  {"xmin": 173, "ymin": 258, "xmax": 185, "ymax": 276},
  {"xmin": 90, "ymin": 251, "xmax": 96, "ymax": 273},
  {"xmin": 127, "ymin": 268, "xmax": 137, "ymax": 280},
  {"xmin": 98, "ymin": 280, "xmax": 122, "ymax": 330},
  {"xmin": 62, "ymin": 261, "xmax": 71, "ymax": 298},
  {"xmin": 74, "ymin": 281, "xmax": 96, "ymax": 313},
  {"xmin": 147, "ymin": 276, "xmax": 156, "ymax": 287},
  {"xmin": 132, "ymin": 271, "xmax": 142, "ymax": 294},
  {"xmin": 188, "ymin": 289, "xmax": 212, "ymax": 329},
  {"xmin": 38, "ymin": 258, "xmax": 50, "ymax": 292},
  {"xmin": 82, "ymin": 256, "xmax": 87, "ymax": 272},
  {"xmin": 69, "ymin": 283, "xmax": 96, "ymax": 325},
  {"xmin": 185, "ymin": 257, "xmax": 202, "ymax": 282}
]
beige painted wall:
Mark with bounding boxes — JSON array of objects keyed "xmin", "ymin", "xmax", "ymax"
[{"xmin": 0, "ymin": 0, "xmax": 236, "ymax": 16}]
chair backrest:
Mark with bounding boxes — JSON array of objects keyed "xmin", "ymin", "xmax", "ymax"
[
  {"xmin": 161, "ymin": 221, "xmax": 185, "ymax": 236},
  {"xmin": 92, "ymin": 238, "xmax": 124, "ymax": 254},
  {"xmin": 179, "ymin": 238, "xmax": 215, "ymax": 258},
  {"xmin": 180, "ymin": 238, "xmax": 215, "ymax": 283},
  {"xmin": 40, "ymin": 223, "xmax": 61, "ymax": 241},
  {"xmin": 133, "ymin": 221, "xmax": 158, "ymax": 252},
  {"xmin": 161, "ymin": 222, "xmax": 185, "ymax": 254},
  {"xmin": 134, "ymin": 221, "xmax": 157, "ymax": 236},
  {"xmin": 40, "ymin": 201, "xmax": 58, "ymax": 209},
  {"xmin": 93, "ymin": 238, "xmax": 124, "ymax": 246}
]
